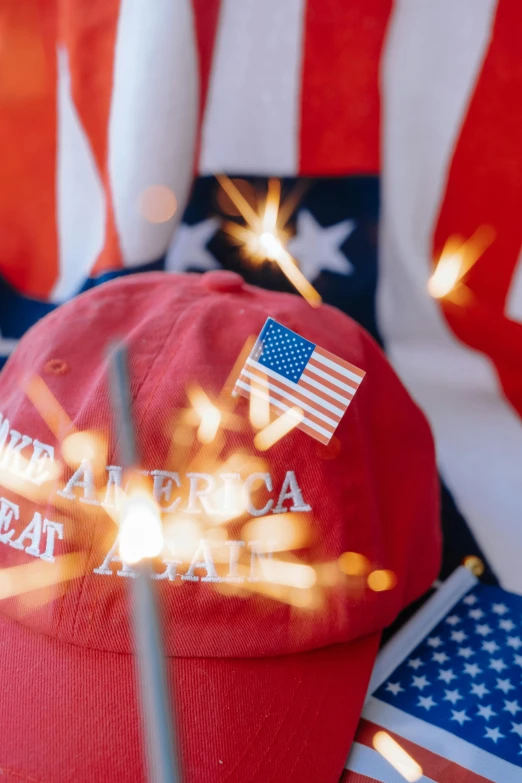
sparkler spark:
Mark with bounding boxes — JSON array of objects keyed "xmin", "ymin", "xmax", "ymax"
[
  {"xmin": 367, "ymin": 569, "xmax": 396, "ymax": 592},
  {"xmin": 338, "ymin": 551, "xmax": 369, "ymax": 576},
  {"xmin": 248, "ymin": 372, "xmax": 270, "ymax": 430},
  {"xmin": 187, "ymin": 386, "xmax": 222, "ymax": 444},
  {"xmin": 372, "ymin": 731, "xmax": 423, "ymax": 782},
  {"xmin": 217, "ymin": 174, "xmax": 322, "ymax": 307},
  {"xmin": 242, "ymin": 513, "xmax": 309, "ymax": 553},
  {"xmin": 0, "ymin": 552, "xmax": 86, "ymax": 601},
  {"xmin": 23, "ymin": 375, "xmax": 73, "ymax": 440},
  {"xmin": 119, "ymin": 496, "xmax": 164, "ymax": 564},
  {"xmin": 428, "ymin": 226, "xmax": 495, "ymax": 301},
  {"xmin": 253, "ymin": 406, "xmax": 303, "ymax": 451}
]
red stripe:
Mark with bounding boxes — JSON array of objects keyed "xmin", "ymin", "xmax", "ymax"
[
  {"xmin": 307, "ymin": 358, "xmax": 360, "ymax": 391},
  {"xmin": 247, "ymin": 363, "xmax": 347, "ymax": 414},
  {"xmin": 299, "ymin": 372, "xmax": 354, "ymax": 403},
  {"xmin": 355, "ymin": 719, "xmax": 494, "ymax": 783},
  {"xmin": 339, "ymin": 772, "xmax": 376, "ymax": 783},
  {"xmin": 0, "ymin": 0, "xmax": 59, "ymax": 297},
  {"xmin": 190, "ymin": 0, "xmax": 221, "ymax": 171},
  {"xmin": 238, "ymin": 371, "xmax": 337, "ymax": 433},
  {"xmin": 314, "ymin": 345, "xmax": 366, "ymax": 378},
  {"xmin": 299, "ymin": 0, "xmax": 392, "ymax": 175},
  {"xmin": 60, "ymin": 0, "xmax": 123, "ymax": 277},
  {"xmin": 432, "ymin": 0, "xmax": 522, "ymax": 420}
]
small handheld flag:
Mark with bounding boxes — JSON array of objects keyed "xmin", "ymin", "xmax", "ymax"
[{"xmin": 234, "ymin": 317, "xmax": 365, "ymax": 444}]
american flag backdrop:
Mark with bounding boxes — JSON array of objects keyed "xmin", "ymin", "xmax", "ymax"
[
  {"xmin": 342, "ymin": 581, "xmax": 522, "ymax": 782},
  {"xmin": 1, "ymin": 0, "xmax": 522, "ymax": 594},
  {"xmin": 234, "ymin": 318, "xmax": 365, "ymax": 445}
]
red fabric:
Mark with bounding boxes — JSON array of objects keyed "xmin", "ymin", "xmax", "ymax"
[
  {"xmin": 432, "ymin": 0, "xmax": 522, "ymax": 419},
  {"xmin": 0, "ymin": 0, "xmax": 58, "ymax": 297},
  {"xmin": 0, "ymin": 272, "xmax": 441, "ymax": 780},
  {"xmin": 0, "ymin": 612, "xmax": 380, "ymax": 783},
  {"xmin": 299, "ymin": 0, "xmax": 392, "ymax": 175},
  {"xmin": 190, "ymin": 0, "xmax": 221, "ymax": 170}
]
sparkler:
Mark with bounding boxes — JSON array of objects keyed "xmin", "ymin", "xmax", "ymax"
[
  {"xmin": 428, "ymin": 226, "xmax": 495, "ymax": 301},
  {"xmin": 217, "ymin": 174, "xmax": 322, "ymax": 307},
  {"xmin": 372, "ymin": 731, "xmax": 423, "ymax": 782},
  {"xmin": 109, "ymin": 344, "xmax": 181, "ymax": 783}
]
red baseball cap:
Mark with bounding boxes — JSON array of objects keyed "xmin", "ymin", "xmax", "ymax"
[{"xmin": 0, "ymin": 271, "xmax": 441, "ymax": 783}]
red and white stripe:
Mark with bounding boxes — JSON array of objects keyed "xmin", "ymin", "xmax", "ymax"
[
  {"xmin": 341, "ymin": 701, "xmax": 519, "ymax": 783},
  {"xmin": 236, "ymin": 344, "xmax": 365, "ymax": 445}
]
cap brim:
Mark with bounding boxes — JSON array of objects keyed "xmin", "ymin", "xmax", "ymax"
[{"xmin": 0, "ymin": 611, "xmax": 379, "ymax": 783}]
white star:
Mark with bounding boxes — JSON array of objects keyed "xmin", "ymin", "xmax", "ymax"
[
  {"xmin": 464, "ymin": 663, "xmax": 482, "ymax": 677},
  {"xmin": 463, "ymin": 594, "xmax": 478, "ymax": 605},
  {"xmin": 457, "ymin": 647, "xmax": 475, "ymax": 659},
  {"xmin": 385, "ymin": 682, "xmax": 404, "ymax": 696},
  {"xmin": 485, "ymin": 726, "xmax": 504, "ymax": 743},
  {"xmin": 451, "ymin": 630, "xmax": 467, "ymax": 643},
  {"xmin": 471, "ymin": 683, "xmax": 490, "ymax": 698},
  {"xmin": 412, "ymin": 675, "xmax": 430, "ymax": 690},
  {"xmin": 477, "ymin": 704, "xmax": 497, "ymax": 721},
  {"xmin": 492, "ymin": 603, "xmax": 509, "ymax": 615},
  {"xmin": 286, "ymin": 211, "xmax": 355, "ymax": 281},
  {"xmin": 489, "ymin": 659, "xmax": 507, "ymax": 673},
  {"xmin": 475, "ymin": 624, "xmax": 492, "ymax": 636},
  {"xmin": 500, "ymin": 619, "xmax": 515, "ymax": 632},
  {"xmin": 418, "ymin": 695, "xmax": 437, "ymax": 711},
  {"xmin": 469, "ymin": 609, "xmax": 485, "ymax": 620},
  {"xmin": 438, "ymin": 669, "xmax": 457, "ymax": 684},
  {"xmin": 504, "ymin": 700, "xmax": 522, "ymax": 716},
  {"xmin": 427, "ymin": 636, "xmax": 443, "ymax": 648},
  {"xmin": 511, "ymin": 723, "xmax": 522, "ymax": 738},
  {"xmin": 508, "ymin": 637, "xmax": 522, "ymax": 650},
  {"xmin": 432, "ymin": 652, "xmax": 450, "ymax": 664},
  {"xmin": 482, "ymin": 641, "xmax": 500, "ymax": 654},
  {"xmin": 451, "ymin": 710, "xmax": 471, "ymax": 726},
  {"xmin": 0, "ymin": 327, "xmax": 18, "ymax": 358},
  {"xmin": 407, "ymin": 658, "xmax": 424, "ymax": 670},
  {"xmin": 514, "ymin": 655, "xmax": 522, "ymax": 668},
  {"xmin": 446, "ymin": 615, "xmax": 461, "ymax": 626},
  {"xmin": 165, "ymin": 218, "xmax": 220, "ymax": 272},
  {"xmin": 444, "ymin": 689, "xmax": 463, "ymax": 705},
  {"xmin": 496, "ymin": 678, "xmax": 514, "ymax": 694}
]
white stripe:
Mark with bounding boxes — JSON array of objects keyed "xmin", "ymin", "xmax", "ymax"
[
  {"xmin": 363, "ymin": 699, "xmax": 522, "ymax": 783},
  {"xmin": 379, "ymin": 0, "xmax": 522, "ymax": 593},
  {"xmin": 305, "ymin": 362, "xmax": 358, "ymax": 394},
  {"xmin": 235, "ymin": 381, "xmax": 333, "ymax": 439},
  {"xmin": 300, "ymin": 370, "xmax": 353, "ymax": 405},
  {"xmin": 311, "ymin": 350, "xmax": 363, "ymax": 385},
  {"xmin": 108, "ymin": 0, "xmax": 197, "ymax": 266},
  {"xmin": 243, "ymin": 365, "xmax": 345, "ymax": 416},
  {"xmin": 52, "ymin": 45, "xmax": 106, "ymax": 302},
  {"xmin": 506, "ymin": 252, "xmax": 522, "ymax": 323},
  {"xmin": 367, "ymin": 567, "xmax": 477, "ymax": 697},
  {"xmin": 239, "ymin": 372, "xmax": 338, "ymax": 427},
  {"xmin": 199, "ymin": 0, "xmax": 305, "ymax": 175},
  {"xmin": 346, "ymin": 742, "xmax": 436, "ymax": 783}
]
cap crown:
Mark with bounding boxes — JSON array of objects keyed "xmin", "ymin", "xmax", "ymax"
[{"xmin": 0, "ymin": 272, "xmax": 441, "ymax": 657}]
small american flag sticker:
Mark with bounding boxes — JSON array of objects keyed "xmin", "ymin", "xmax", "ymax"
[{"xmin": 234, "ymin": 318, "xmax": 365, "ymax": 445}]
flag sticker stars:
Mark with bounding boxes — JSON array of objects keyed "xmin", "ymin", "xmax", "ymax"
[{"xmin": 234, "ymin": 318, "xmax": 365, "ymax": 445}]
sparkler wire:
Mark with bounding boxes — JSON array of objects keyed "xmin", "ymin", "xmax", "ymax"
[{"xmin": 109, "ymin": 344, "xmax": 182, "ymax": 783}]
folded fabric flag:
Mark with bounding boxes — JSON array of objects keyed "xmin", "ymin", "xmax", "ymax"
[{"xmin": 342, "ymin": 567, "xmax": 522, "ymax": 782}]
